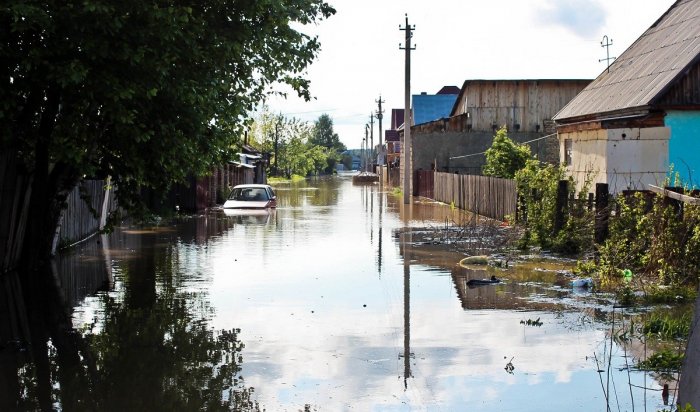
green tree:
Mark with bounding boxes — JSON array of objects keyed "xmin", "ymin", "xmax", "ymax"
[
  {"xmin": 1, "ymin": 0, "xmax": 334, "ymax": 270},
  {"xmin": 310, "ymin": 114, "xmax": 345, "ymax": 173},
  {"xmin": 311, "ymin": 114, "xmax": 344, "ymax": 150},
  {"xmin": 483, "ymin": 127, "xmax": 531, "ymax": 179}
]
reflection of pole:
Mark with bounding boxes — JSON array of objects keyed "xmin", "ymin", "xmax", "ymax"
[
  {"xmin": 400, "ymin": 15, "xmax": 415, "ymax": 205},
  {"xmin": 402, "ymin": 230, "xmax": 412, "ymax": 389},
  {"xmin": 378, "ymin": 187, "xmax": 383, "ymax": 276}
]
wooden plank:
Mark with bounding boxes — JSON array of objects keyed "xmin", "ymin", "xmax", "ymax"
[{"xmin": 648, "ymin": 185, "xmax": 700, "ymax": 205}]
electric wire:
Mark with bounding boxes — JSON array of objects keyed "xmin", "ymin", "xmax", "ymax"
[{"xmin": 448, "ymin": 133, "xmax": 558, "ymax": 160}]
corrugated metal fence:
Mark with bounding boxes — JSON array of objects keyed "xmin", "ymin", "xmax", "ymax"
[{"xmin": 430, "ymin": 172, "xmax": 517, "ymax": 221}]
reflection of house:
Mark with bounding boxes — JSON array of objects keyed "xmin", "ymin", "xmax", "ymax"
[
  {"xmin": 554, "ymin": 0, "xmax": 700, "ymax": 193},
  {"xmin": 405, "ymin": 79, "xmax": 590, "ymax": 175}
]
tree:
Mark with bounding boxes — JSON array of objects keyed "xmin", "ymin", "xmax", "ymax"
[
  {"xmin": 311, "ymin": 114, "xmax": 345, "ymax": 151},
  {"xmin": 310, "ymin": 114, "xmax": 345, "ymax": 173},
  {"xmin": 482, "ymin": 127, "xmax": 532, "ymax": 179},
  {"xmin": 1, "ymin": 1, "xmax": 334, "ymax": 270}
]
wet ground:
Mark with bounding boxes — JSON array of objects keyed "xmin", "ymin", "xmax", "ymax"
[{"xmin": 33, "ymin": 175, "xmax": 676, "ymax": 410}]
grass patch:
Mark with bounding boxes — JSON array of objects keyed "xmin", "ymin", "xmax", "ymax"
[
  {"xmin": 269, "ymin": 174, "xmax": 306, "ymax": 183},
  {"xmin": 643, "ymin": 313, "xmax": 691, "ymax": 340},
  {"xmin": 636, "ymin": 350, "xmax": 683, "ymax": 380}
]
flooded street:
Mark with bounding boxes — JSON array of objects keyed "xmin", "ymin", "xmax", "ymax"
[{"xmin": 53, "ymin": 175, "xmax": 668, "ymax": 411}]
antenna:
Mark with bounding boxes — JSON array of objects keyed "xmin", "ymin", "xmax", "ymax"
[{"xmin": 599, "ymin": 35, "xmax": 616, "ymax": 73}]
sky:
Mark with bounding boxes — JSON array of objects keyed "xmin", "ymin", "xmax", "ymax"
[{"xmin": 264, "ymin": 0, "xmax": 678, "ymax": 149}]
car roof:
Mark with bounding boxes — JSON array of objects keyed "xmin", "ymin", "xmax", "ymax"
[{"xmin": 233, "ymin": 184, "xmax": 272, "ymax": 189}]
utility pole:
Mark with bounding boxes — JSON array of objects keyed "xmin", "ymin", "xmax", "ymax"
[
  {"xmin": 599, "ymin": 35, "xmax": 615, "ymax": 73},
  {"xmin": 376, "ymin": 95, "xmax": 385, "ymax": 165},
  {"xmin": 274, "ymin": 115, "xmax": 282, "ymax": 176},
  {"xmin": 369, "ymin": 113, "xmax": 375, "ymax": 171},
  {"xmin": 400, "ymin": 14, "xmax": 415, "ymax": 205},
  {"xmin": 364, "ymin": 124, "xmax": 369, "ymax": 172}
]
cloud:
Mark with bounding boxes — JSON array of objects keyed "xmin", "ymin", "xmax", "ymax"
[{"xmin": 537, "ymin": 0, "xmax": 607, "ymax": 38}]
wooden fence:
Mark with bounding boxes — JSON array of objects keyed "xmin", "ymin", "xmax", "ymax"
[
  {"xmin": 56, "ymin": 179, "xmax": 118, "ymax": 251},
  {"xmin": 428, "ymin": 172, "xmax": 517, "ymax": 221},
  {"xmin": 0, "ymin": 152, "xmax": 31, "ymax": 274}
]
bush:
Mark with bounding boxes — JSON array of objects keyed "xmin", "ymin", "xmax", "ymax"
[{"xmin": 595, "ymin": 192, "xmax": 700, "ymax": 290}]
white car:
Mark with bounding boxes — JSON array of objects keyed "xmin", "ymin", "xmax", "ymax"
[{"xmin": 223, "ymin": 184, "xmax": 277, "ymax": 209}]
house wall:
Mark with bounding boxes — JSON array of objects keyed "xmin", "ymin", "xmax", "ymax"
[
  {"xmin": 560, "ymin": 126, "xmax": 669, "ymax": 193},
  {"xmin": 665, "ymin": 110, "xmax": 700, "ymax": 187},
  {"xmin": 414, "ymin": 131, "xmax": 558, "ymax": 174},
  {"xmin": 452, "ymin": 80, "xmax": 589, "ymax": 132}
]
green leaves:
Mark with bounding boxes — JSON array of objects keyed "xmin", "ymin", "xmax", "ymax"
[
  {"xmin": 483, "ymin": 127, "xmax": 531, "ymax": 179},
  {"xmin": 3, "ymin": 0, "xmax": 335, "ymax": 213}
]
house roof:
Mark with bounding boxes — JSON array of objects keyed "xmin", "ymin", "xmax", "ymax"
[
  {"xmin": 385, "ymin": 129, "xmax": 400, "ymax": 142},
  {"xmin": 412, "ymin": 93, "xmax": 459, "ymax": 125},
  {"xmin": 390, "ymin": 109, "xmax": 405, "ymax": 130},
  {"xmin": 437, "ymin": 85, "xmax": 461, "ymax": 95},
  {"xmin": 554, "ymin": 0, "xmax": 700, "ymax": 122}
]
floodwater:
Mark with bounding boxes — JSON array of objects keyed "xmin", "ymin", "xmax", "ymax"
[{"xmin": 3, "ymin": 175, "xmax": 674, "ymax": 411}]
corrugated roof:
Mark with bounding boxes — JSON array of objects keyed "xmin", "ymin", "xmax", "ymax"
[
  {"xmin": 554, "ymin": 0, "xmax": 700, "ymax": 122},
  {"xmin": 412, "ymin": 93, "xmax": 458, "ymax": 125}
]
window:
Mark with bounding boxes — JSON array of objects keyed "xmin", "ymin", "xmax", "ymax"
[{"xmin": 564, "ymin": 139, "xmax": 573, "ymax": 166}]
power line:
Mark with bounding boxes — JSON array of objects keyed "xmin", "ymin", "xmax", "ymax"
[{"xmin": 448, "ymin": 132, "xmax": 557, "ymax": 160}]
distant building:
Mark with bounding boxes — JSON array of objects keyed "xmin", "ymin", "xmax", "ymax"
[
  {"xmin": 554, "ymin": 0, "xmax": 700, "ymax": 193},
  {"xmin": 405, "ymin": 79, "xmax": 590, "ymax": 175},
  {"xmin": 412, "ymin": 86, "xmax": 460, "ymax": 125}
]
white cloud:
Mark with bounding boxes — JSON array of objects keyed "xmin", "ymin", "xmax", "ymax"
[{"xmin": 537, "ymin": 0, "xmax": 607, "ymax": 38}]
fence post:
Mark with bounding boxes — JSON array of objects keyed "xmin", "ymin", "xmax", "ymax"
[
  {"xmin": 595, "ymin": 183, "xmax": 609, "ymax": 244},
  {"xmin": 664, "ymin": 186, "xmax": 684, "ymax": 219},
  {"xmin": 554, "ymin": 180, "xmax": 569, "ymax": 234}
]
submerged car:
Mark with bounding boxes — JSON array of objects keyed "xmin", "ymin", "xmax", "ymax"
[{"xmin": 223, "ymin": 184, "xmax": 277, "ymax": 209}]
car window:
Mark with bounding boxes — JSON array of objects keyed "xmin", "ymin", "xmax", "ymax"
[
  {"xmin": 230, "ymin": 187, "xmax": 271, "ymax": 201},
  {"xmin": 251, "ymin": 188, "xmax": 268, "ymax": 200}
]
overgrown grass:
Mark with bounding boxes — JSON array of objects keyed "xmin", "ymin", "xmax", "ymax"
[
  {"xmin": 268, "ymin": 174, "xmax": 306, "ymax": 183},
  {"xmin": 636, "ymin": 350, "xmax": 683, "ymax": 380},
  {"xmin": 643, "ymin": 313, "xmax": 691, "ymax": 340}
]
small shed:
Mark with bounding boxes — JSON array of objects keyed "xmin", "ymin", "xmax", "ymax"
[{"xmin": 553, "ymin": 0, "xmax": 700, "ymax": 193}]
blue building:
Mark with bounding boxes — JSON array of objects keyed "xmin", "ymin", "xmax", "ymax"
[{"xmin": 411, "ymin": 86, "xmax": 460, "ymax": 126}]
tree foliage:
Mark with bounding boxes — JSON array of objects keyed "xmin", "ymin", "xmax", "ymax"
[
  {"xmin": 249, "ymin": 109, "xmax": 339, "ymax": 177},
  {"xmin": 311, "ymin": 114, "xmax": 345, "ymax": 150},
  {"xmin": 483, "ymin": 127, "xmax": 531, "ymax": 179},
  {"xmin": 2, "ymin": 0, "xmax": 334, "ymax": 264}
]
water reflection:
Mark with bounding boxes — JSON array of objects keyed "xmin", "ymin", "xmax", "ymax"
[
  {"xmin": 1, "ymin": 175, "xmax": 672, "ymax": 411},
  {"xmin": 0, "ymin": 221, "xmax": 259, "ymax": 411}
]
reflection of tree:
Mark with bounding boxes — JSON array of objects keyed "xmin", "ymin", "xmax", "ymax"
[{"xmin": 6, "ymin": 230, "xmax": 259, "ymax": 411}]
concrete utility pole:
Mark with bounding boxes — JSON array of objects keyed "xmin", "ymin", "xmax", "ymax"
[
  {"xmin": 274, "ymin": 115, "xmax": 282, "ymax": 176},
  {"xmin": 400, "ymin": 14, "xmax": 415, "ymax": 204},
  {"xmin": 364, "ymin": 124, "xmax": 369, "ymax": 172},
  {"xmin": 376, "ymin": 95, "xmax": 385, "ymax": 165},
  {"xmin": 369, "ymin": 113, "xmax": 375, "ymax": 170},
  {"xmin": 599, "ymin": 35, "xmax": 615, "ymax": 73}
]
